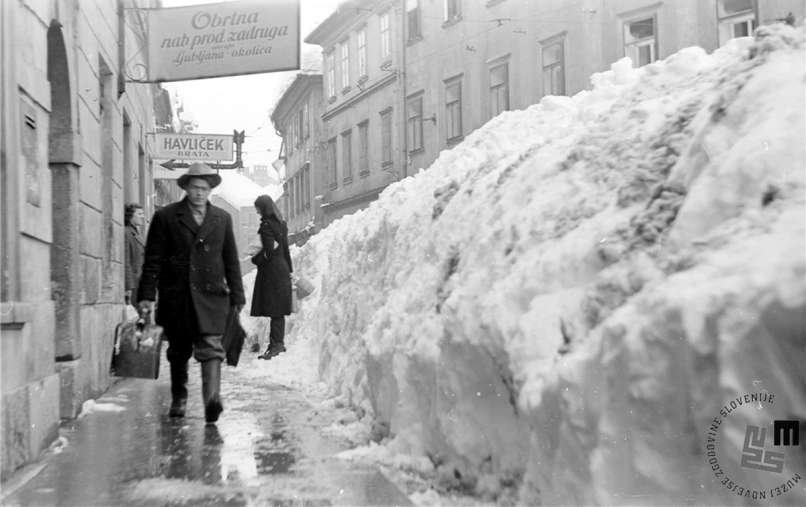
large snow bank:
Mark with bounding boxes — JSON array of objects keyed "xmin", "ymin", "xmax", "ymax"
[{"xmin": 284, "ymin": 26, "xmax": 805, "ymax": 505}]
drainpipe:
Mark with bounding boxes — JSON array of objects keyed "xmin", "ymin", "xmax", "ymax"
[{"xmin": 399, "ymin": 0, "xmax": 408, "ymax": 179}]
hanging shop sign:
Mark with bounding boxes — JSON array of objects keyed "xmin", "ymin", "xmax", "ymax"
[
  {"xmin": 153, "ymin": 133, "xmax": 234, "ymax": 161},
  {"xmin": 145, "ymin": 0, "xmax": 300, "ymax": 82}
]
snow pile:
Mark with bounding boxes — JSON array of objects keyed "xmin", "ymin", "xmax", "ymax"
[{"xmin": 283, "ymin": 26, "xmax": 804, "ymax": 505}]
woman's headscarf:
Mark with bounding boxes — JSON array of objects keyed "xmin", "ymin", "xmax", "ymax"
[{"xmin": 254, "ymin": 194, "xmax": 284, "ymax": 221}]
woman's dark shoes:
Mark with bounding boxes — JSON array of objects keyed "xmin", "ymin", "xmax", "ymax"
[{"xmin": 257, "ymin": 343, "xmax": 286, "ymax": 360}]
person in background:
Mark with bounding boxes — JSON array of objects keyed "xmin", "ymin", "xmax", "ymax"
[
  {"xmin": 137, "ymin": 163, "xmax": 245, "ymax": 423},
  {"xmin": 250, "ymin": 194, "xmax": 293, "ymax": 360},
  {"xmin": 124, "ymin": 203, "xmax": 145, "ymax": 307}
]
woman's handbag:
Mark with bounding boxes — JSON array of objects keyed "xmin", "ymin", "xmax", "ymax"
[
  {"xmin": 222, "ymin": 308, "xmax": 246, "ymax": 367},
  {"xmin": 293, "ymin": 276, "xmax": 315, "ymax": 300},
  {"xmin": 112, "ymin": 308, "xmax": 163, "ymax": 379}
]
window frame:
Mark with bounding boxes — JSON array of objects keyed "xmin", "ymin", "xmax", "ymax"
[
  {"xmin": 326, "ymin": 51, "xmax": 336, "ymax": 99},
  {"xmin": 444, "ymin": 77, "xmax": 463, "ymax": 143},
  {"xmin": 380, "ymin": 10, "xmax": 391, "ymax": 60},
  {"xmin": 407, "ymin": 93, "xmax": 424, "ymax": 153},
  {"xmin": 357, "ymin": 27, "xmax": 367, "ymax": 79},
  {"xmin": 716, "ymin": 0, "xmax": 757, "ymax": 46},
  {"xmin": 622, "ymin": 13, "xmax": 659, "ymax": 67},
  {"xmin": 358, "ymin": 120, "xmax": 370, "ymax": 177},
  {"xmin": 488, "ymin": 61, "xmax": 510, "ymax": 118},
  {"xmin": 341, "ymin": 129, "xmax": 353, "ymax": 184},
  {"xmin": 340, "ymin": 39, "xmax": 350, "ymax": 92},
  {"xmin": 444, "ymin": 0, "xmax": 462, "ymax": 25},
  {"xmin": 541, "ymin": 35, "xmax": 566, "ymax": 97},
  {"xmin": 328, "ymin": 137, "xmax": 338, "ymax": 189},
  {"xmin": 407, "ymin": 0, "xmax": 422, "ymax": 42},
  {"xmin": 380, "ymin": 107, "xmax": 393, "ymax": 166}
]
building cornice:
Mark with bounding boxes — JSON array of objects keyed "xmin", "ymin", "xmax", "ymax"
[{"xmin": 322, "ymin": 72, "xmax": 397, "ymax": 121}]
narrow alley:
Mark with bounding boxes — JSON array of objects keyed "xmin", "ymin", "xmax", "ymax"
[{"xmin": 2, "ymin": 355, "xmax": 411, "ymax": 507}]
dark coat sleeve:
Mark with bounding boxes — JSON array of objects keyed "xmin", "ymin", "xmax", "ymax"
[
  {"xmin": 223, "ymin": 213, "xmax": 245, "ymax": 306},
  {"xmin": 137, "ymin": 211, "xmax": 166, "ymax": 302},
  {"xmin": 124, "ymin": 230, "xmax": 136, "ymax": 291}
]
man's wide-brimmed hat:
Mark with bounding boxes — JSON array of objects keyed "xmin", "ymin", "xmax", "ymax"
[{"xmin": 177, "ymin": 162, "xmax": 222, "ymax": 189}]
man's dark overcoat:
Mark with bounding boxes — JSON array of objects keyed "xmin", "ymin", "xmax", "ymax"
[
  {"xmin": 137, "ymin": 198, "xmax": 245, "ymax": 341},
  {"xmin": 250, "ymin": 216, "xmax": 293, "ymax": 318}
]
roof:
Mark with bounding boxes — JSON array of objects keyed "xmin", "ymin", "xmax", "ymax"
[{"xmin": 304, "ymin": 0, "xmax": 380, "ymax": 46}]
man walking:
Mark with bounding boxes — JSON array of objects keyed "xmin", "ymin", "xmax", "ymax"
[{"xmin": 137, "ymin": 163, "xmax": 245, "ymax": 423}]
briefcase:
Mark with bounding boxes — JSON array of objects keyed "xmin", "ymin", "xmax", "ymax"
[
  {"xmin": 112, "ymin": 311, "xmax": 163, "ymax": 379},
  {"xmin": 222, "ymin": 308, "xmax": 246, "ymax": 367}
]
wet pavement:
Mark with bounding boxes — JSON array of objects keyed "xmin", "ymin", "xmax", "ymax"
[{"xmin": 2, "ymin": 355, "xmax": 411, "ymax": 506}]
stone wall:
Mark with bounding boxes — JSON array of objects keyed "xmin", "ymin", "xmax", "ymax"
[{"xmin": 1, "ymin": 0, "xmax": 160, "ymax": 479}]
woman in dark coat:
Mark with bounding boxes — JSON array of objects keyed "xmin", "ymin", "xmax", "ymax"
[{"xmin": 250, "ymin": 194, "xmax": 293, "ymax": 360}]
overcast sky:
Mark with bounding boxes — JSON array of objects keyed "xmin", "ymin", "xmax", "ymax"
[{"xmin": 160, "ymin": 0, "xmax": 344, "ymax": 168}]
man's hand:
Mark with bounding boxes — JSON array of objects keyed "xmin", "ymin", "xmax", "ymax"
[{"xmin": 232, "ymin": 304, "xmax": 244, "ymax": 314}]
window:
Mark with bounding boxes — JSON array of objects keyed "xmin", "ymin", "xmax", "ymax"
[
  {"xmin": 328, "ymin": 137, "xmax": 338, "ymax": 188},
  {"xmin": 296, "ymin": 174, "xmax": 302, "ymax": 215},
  {"xmin": 326, "ymin": 51, "xmax": 336, "ymax": 98},
  {"xmin": 624, "ymin": 15, "xmax": 657, "ymax": 67},
  {"xmin": 342, "ymin": 130, "xmax": 353, "ymax": 182},
  {"xmin": 358, "ymin": 121, "xmax": 369, "ymax": 176},
  {"xmin": 302, "ymin": 102, "xmax": 309, "ymax": 140},
  {"xmin": 357, "ymin": 28, "xmax": 367, "ymax": 78},
  {"xmin": 380, "ymin": 11, "xmax": 391, "ymax": 60},
  {"xmin": 489, "ymin": 63, "xmax": 509, "ymax": 118},
  {"xmin": 407, "ymin": 94, "xmax": 423, "ymax": 152},
  {"xmin": 444, "ymin": 0, "xmax": 461, "ymax": 23},
  {"xmin": 407, "ymin": 0, "xmax": 421, "ymax": 41},
  {"xmin": 340, "ymin": 41, "xmax": 350, "ymax": 91},
  {"xmin": 380, "ymin": 108, "xmax": 393, "ymax": 165},
  {"xmin": 303, "ymin": 164, "xmax": 311, "ymax": 209},
  {"xmin": 717, "ymin": 0, "xmax": 757, "ymax": 45},
  {"xmin": 297, "ymin": 109, "xmax": 304, "ymax": 146},
  {"xmin": 445, "ymin": 79, "xmax": 462, "ymax": 142},
  {"xmin": 542, "ymin": 39, "xmax": 566, "ymax": 96}
]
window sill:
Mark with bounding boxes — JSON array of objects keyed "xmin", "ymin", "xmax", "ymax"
[
  {"xmin": 382, "ymin": 160, "xmax": 393, "ymax": 168},
  {"xmin": 358, "ymin": 75, "xmax": 369, "ymax": 84},
  {"xmin": 329, "ymin": 182, "xmax": 338, "ymax": 190},
  {"xmin": 328, "ymin": 96, "xmax": 337, "ymax": 104},
  {"xmin": 343, "ymin": 176, "xmax": 353, "ymax": 185},
  {"xmin": 447, "ymin": 135, "xmax": 464, "ymax": 146},
  {"xmin": 407, "ymin": 35, "xmax": 423, "ymax": 47},
  {"xmin": 442, "ymin": 16, "xmax": 462, "ymax": 28},
  {"xmin": 486, "ymin": 0, "xmax": 506, "ymax": 6},
  {"xmin": 408, "ymin": 147, "xmax": 424, "ymax": 155},
  {"xmin": 359, "ymin": 170, "xmax": 369, "ymax": 178},
  {"xmin": 341, "ymin": 86, "xmax": 352, "ymax": 95}
]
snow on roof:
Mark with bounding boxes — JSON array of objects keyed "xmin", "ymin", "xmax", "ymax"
[{"xmin": 211, "ymin": 171, "xmax": 278, "ymax": 208}]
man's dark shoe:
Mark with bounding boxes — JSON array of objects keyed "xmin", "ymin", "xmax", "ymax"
[
  {"xmin": 258, "ymin": 343, "xmax": 286, "ymax": 360},
  {"xmin": 205, "ymin": 398, "xmax": 223, "ymax": 424},
  {"xmin": 169, "ymin": 397, "xmax": 187, "ymax": 417}
]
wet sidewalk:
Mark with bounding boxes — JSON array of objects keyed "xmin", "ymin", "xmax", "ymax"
[{"xmin": 2, "ymin": 355, "xmax": 412, "ymax": 506}]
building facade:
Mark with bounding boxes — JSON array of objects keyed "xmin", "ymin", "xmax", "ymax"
[
  {"xmin": 1, "ymin": 0, "xmax": 162, "ymax": 479},
  {"xmin": 401, "ymin": 0, "xmax": 803, "ymax": 173},
  {"xmin": 305, "ymin": 0, "xmax": 405, "ymax": 228},
  {"xmin": 271, "ymin": 73, "xmax": 329, "ymax": 241}
]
